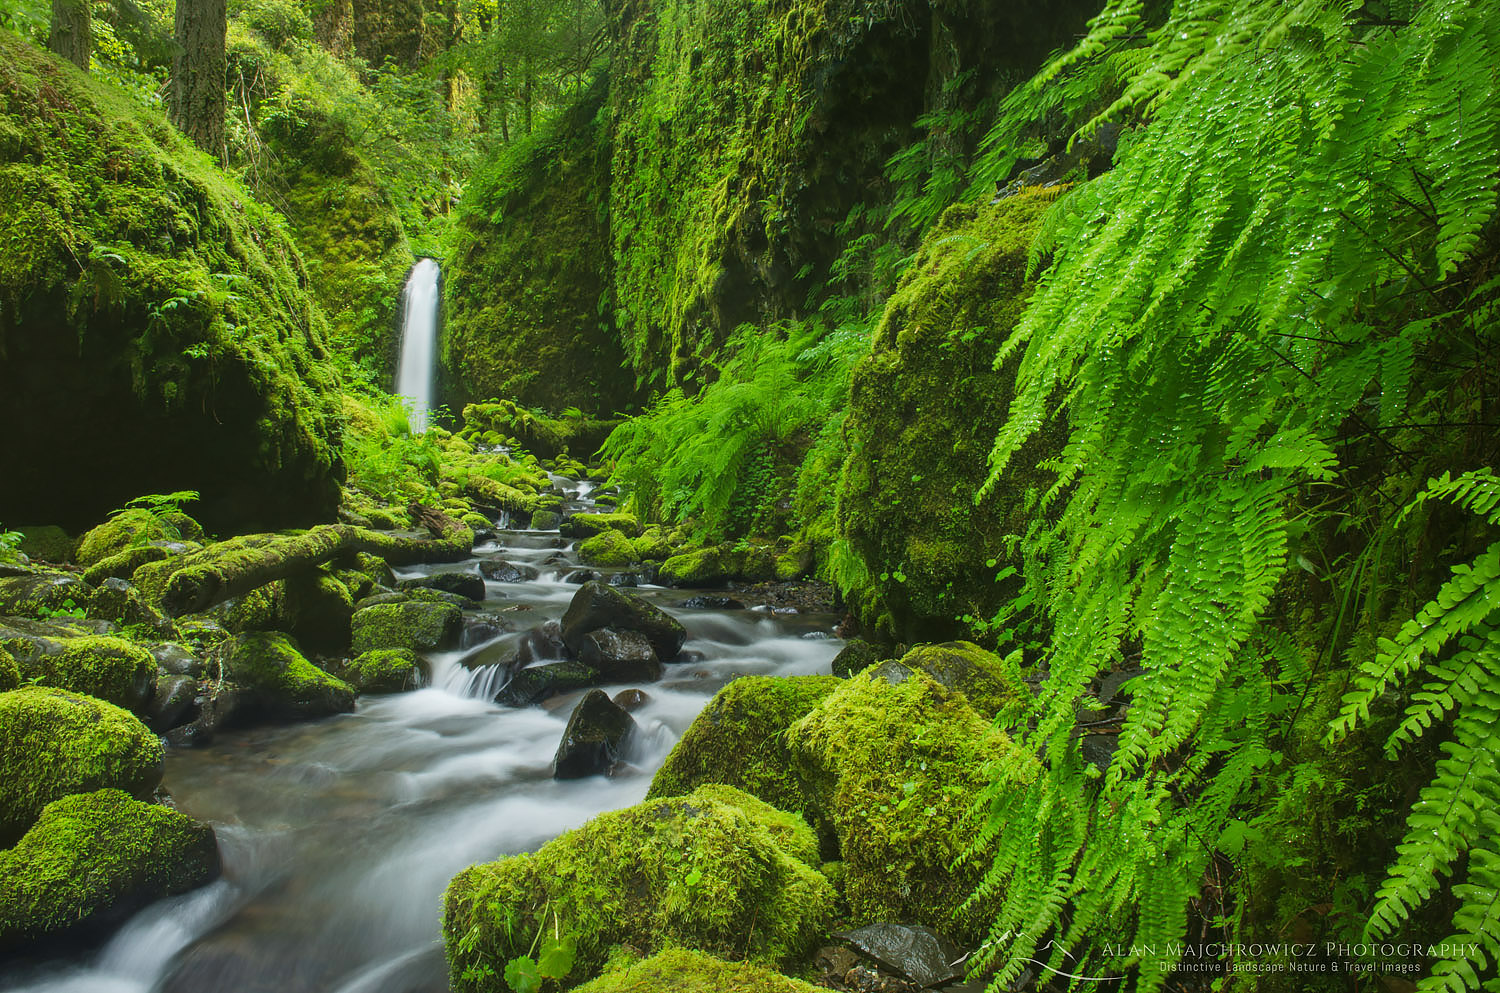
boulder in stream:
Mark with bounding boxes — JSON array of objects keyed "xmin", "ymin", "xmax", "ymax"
[
  {"xmin": 2, "ymin": 634, "xmax": 156, "ymax": 713},
  {"xmin": 554, "ymin": 689, "xmax": 637, "ymax": 779},
  {"xmin": 495, "ymin": 660, "xmax": 599, "ymax": 707},
  {"xmin": 578, "ymin": 529, "xmax": 637, "ymax": 567},
  {"xmin": 576, "ymin": 628, "xmax": 662, "ymax": 683},
  {"xmin": 559, "ymin": 512, "xmax": 642, "ymax": 539},
  {"xmin": 478, "ymin": 559, "xmax": 539, "ymax": 583},
  {"xmin": 401, "ymin": 571, "xmax": 487, "ymax": 602},
  {"xmin": 216, "ymin": 632, "xmax": 356, "ymax": 724},
  {"xmin": 344, "ymin": 648, "xmax": 427, "ymax": 694},
  {"xmin": 561, "ymin": 582, "xmax": 686, "ymax": 661},
  {"xmin": 351, "ymin": 601, "xmax": 463, "ymax": 654}
]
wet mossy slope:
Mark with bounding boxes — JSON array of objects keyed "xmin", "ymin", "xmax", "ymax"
[{"xmin": 0, "ymin": 33, "xmax": 343, "ymax": 533}]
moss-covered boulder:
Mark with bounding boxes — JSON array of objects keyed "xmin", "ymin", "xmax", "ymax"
[
  {"xmin": 560, "ymin": 512, "xmax": 643, "ymax": 540},
  {"xmin": 0, "ymin": 569, "xmax": 92, "ymax": 618},
  {"xmin": 350, "ymin": 600, "xmax": 462, "ymax": 654},
  {"xmin": 787, "ymin": 667, "xmax": 1032, "ymax": 944},
  {"xmin": 836, "ymin": 190, "xmax": 1067, "ymax": 643},
  {"xmin": 531, "ymin": 510, "xmax": 562, "ymax": 531},
  {"xmin": 573, "ymin": 948, "xmax": 826, "ymax": 993},
  {"xmin": 0, "ymin": 789, "xmax": 220, "ymax": 952},
  {"xmin": 217, "ymin": 632, "xmax": 356, "ymax": 723},
  {"xmin": 0, "ymin": 34, "xmax": 343, "ymax": 535},
  {"xmin": 85, "ymin": 577, "xmax": 173, "ymax": 635},
  {"xmin": 443, "ymin": 784, "xmax": 833, "ymax": 990},
  {"xmin": 648, "ymin": 675, "xmax": 839, "ymax": 832},
  {"xmin": 578, "ymin": 529, "xmax": 638, "ymax": 567},
  {"xmin": 894, "ymin": 641, "xmax": 1027, "ymax": 717},
  {"xmin": 344, "ymin": 648, "xmax": 425, "ymax": 693},
  {"xmin": 0, "ymin": 648, "xmax": 18, "ymax": 692},
  {"xmin": 15, "ymin": 526, "xmax": 75, "ymax": 564},
  {"xmin": 632, "ymin": 526, "xmax": 674, "ymax": 562},
  {"xmin": 830, "ymin": 638, "xmax": 884, "ymax": 679},
  {"xmin": 0, "ymin": 687, "xmax": 164, "ymax": 844},
  {"xmin": 659, "ymin": 545, "xmax": 777, "ymax": 587},
  {"xmin": 14, "ymin": 635, "xmax": 157, "ymax": 712},
  {"xmin": 76, "ymin": 512, "xmax": 205, "ymax": 569}
]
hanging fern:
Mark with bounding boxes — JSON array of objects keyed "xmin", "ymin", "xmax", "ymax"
[{"xmin": 962, "ymin": 0, "xmax": 1500, "ymax": 990}]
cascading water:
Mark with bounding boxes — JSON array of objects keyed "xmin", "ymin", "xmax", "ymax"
[{"xmin": 394, "ymin": 258, "xmax": 441, "ymax": 433}]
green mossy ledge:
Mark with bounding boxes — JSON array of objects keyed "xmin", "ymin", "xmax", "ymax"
[
  {"xmin": 0, "ymin": 34, "xmax": 343, "ymax": 534},
  {"xmin": 14, "ymin": 635, "xmax": 157, "ymax": 713},
  {"xmin": 0, "ymin": 687, "xmax": 164, "ymax": 845},
  {"xmin": 0, "ymin": 788, "xmax": 220, "ymax": 953},
  {"xmin": 343, "ymin": 647, "xmax": 426, "ymax": 693},
  {"xmin": 836, "ymin": 188, "xmax": 1068, "ymax": 642},
  {"xmin": 442, "ymin": 784, "xmax": 833, "ymax": 991},
  {"xmin": 216, "ymin": 631, "xmax": 356, "ymax": 724},
  {"xmin": 0, "ymin": 649, "xmax": 19, "ymax": 692},
  {"xmin": 573, "ymin": 948, "xmax": 826, "ymax": 993}
]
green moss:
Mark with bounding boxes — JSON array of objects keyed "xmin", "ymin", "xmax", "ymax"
[
  {"xmin": 462, "ymin": 475, "xmax": 540, "ymax": 515},
  {"xmin": 82, "ymin": 543, "xmax": 183, "ymax": 586},
  {"xmin": 443, "ymin": 784, "xmax": 833, "ymax": 991},
  {"xmin": 560, "ymin": 512, "xmax": 643, "ymax": 539},
  {"xmin": 344, "ymin": 647, "xmax": 424, "ymax": 693},
  {"xmin": 787, "ymin": 667, "xmax": 1033, "ymax": 945},
  {"xmin": 0, "ymin": 788, "xmax": 219, "ymax": 951},
  {"xmin": 350, "ymin": 600, "xmax": 462, "ymax": 653},
  {"xmin": 647, "ymin": 675, "xmax": 839, "ymax": 833},
  {"xmin": 573, "ymin": 948, "xmax": 827, "ymax": 993},
  {"xmin": 0, "ymin": 34, "xmax": 344, "ymax": 535},
  {"xmin": 659, "ymin": 545, "xmax": 776, "ymax": 587},
  {"xmin": 0, "ymin": 648, "xmax": 18, "ymax": 692},
  {"xmin": 632, "ymin": 526, "xmax": 674, "ymax": 562},
  {"xmin": 17, "ymin": 636, "xmax": 157, "ymax": 712},
  {"xmin": 0, "ymin": 687, "xmax": 164, "ymax": 845},
  {"xmin": 530, "ymin": 510, "xmax": 562, "ymax": 531},
  {"xmin": 76, "ymin": 512, "xmax": 204, "ymax": 569},
  {"xmin": 835, "ymin": 189, "xmax": 1066, "ymax": 643},
  {"xmin": 218, "ymin": 631, "xmax": 356, "ymax": 722},
  {"xmin": 0, "ymin": 570, "xmax": 92, "ymax": 617},
  {"xmin": 459, "ymin": 401, "xmax": 622, "ymax": 460},
  {"xmin": 578, "ymin": 529, "xmax": 638, "ymax": 567},
  {"xmin": 895, "ymin": 641, "xmax": 1028, "ymax": 718},
  {"xmin": 15, "ymin": 526, "xmax": 75, "ymax": 564}
]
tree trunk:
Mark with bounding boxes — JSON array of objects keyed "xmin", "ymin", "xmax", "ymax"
[
  {"xmin": 317, "ymin": 0, "xmax": 355, "ymax": 56},
  {"xmin": 49, "ymin": 0, "xmax": 91, "ymax": 70},
  {"xmin": 522, "ymin": 60, "xmax": 533, "ymax": 135},
  {"xmin": 171, "ymin": 0, "xmax": 228, "ymax": 161}
]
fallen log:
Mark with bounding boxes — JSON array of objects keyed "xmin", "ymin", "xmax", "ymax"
[{"xmin": 157, "ymin": 504, "xmax": 472, "ymax": 617}]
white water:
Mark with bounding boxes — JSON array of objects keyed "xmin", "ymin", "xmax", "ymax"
[
  {"xmin": 394, "ymin": 258, "xmax": 441, "ymax": 433},
  {"xmin": 1, "ymin": 479, "xmax": 841, "ymax": 993}
]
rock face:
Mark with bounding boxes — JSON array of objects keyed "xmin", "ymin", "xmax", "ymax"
[
  {"xmin": 0, "ymin": 687, "xmax": 164, "ymax": 844},
  {"xmin": 351, "ymin": 601, "xmax": 462, "ymax": 653},
  {"xmin": 554, "ymin": 690, "xmax": 637, "ymax": 779},
  {"xmin": 443, "ymin": 785, "xmax": 834, "ymax": 991},
  {"xmin": 0, "ymin": 789, "xmax": 220, "ymax": 952},
  {"xmin": 561, "ymin": 582, "xmax": 686, "ymax": 661},
  {"xmin": 837, "ymin": 923, "xmax": 963, "ymax": 989},
  {"xmin": 0, "ymin": 35, "xmax": 343, "ymax": 534},
  {"xmin": 216, "ymin": 632, "xmax": 357, "ymax": 724}
]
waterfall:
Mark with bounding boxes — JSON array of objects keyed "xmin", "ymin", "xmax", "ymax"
[{"xmin": 394, "ymin": 258, "xmax": 441, "ymax": 433}]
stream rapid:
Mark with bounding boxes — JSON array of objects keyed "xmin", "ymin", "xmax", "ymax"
[{"xmin": 1, "ymin": 476, "xmax": 841, "ymax": 993}]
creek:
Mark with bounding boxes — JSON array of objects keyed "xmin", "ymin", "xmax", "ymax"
[{"xmin": 0, "ymin": 477, "xmax": 840, "ymax": 993}]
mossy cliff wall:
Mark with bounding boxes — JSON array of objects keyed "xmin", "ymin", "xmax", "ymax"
[{"xmin": 0, "ymin": 34, "xmax": 344, "ymax": 533}]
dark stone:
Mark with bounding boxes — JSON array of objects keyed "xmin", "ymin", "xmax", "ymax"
[
  {"xmin": 405, "ymin": 588, "xmax": 479, "ymax": 610},
  {"xmin": 461, "ymin": 615, "xmax": 510, "ymax": 648},
  {"xmin": 832, "ymin": 638, "xmax": 885, "ymax": 679},
  {"xmin": 149, "ymin": 642, "xmax": 203, "ymax": 678},
  {"xmin": 86, "ymin": 578, "xmax": 172, "ymax": 635},
  {"xmin": 560, "ymin": 582, "xmax": 686, "ymax": 661},
  {"xmin": 517, "ymin": 620, "xmax": 567, "ymax": 665},
  {"xmin": 1081, "ymin": 733, "xmax": 1118, "ymax": 773},
  {"xmin": 400, "ymin": 571, "xmax": 486, "ymax": 602},
  {"xmin": 607, "ymin": 572, "xmax": 639, "ymax": 588},
  {"xmin": 612, "ymin": 688, "xmax": 651, "ymax": 712},
  {"xmin": 867, "ymin": 659, "xmax": 915, "ymax": 686},
  {"xmin": 837, "ymin": 923, "xmax": 964, "ymax": 988},
  {"xmin": 146, "ymin": 675, "xmax": 198, "ymax": 732},
  {"xmin": 671, "ymin": 649, "xmax": 707, "ymax": 665},
  {"xmin": 353, "ymin": 589, "xmax": 407, "ymax": 611},
  {"xmin": 553, "ymin": 689, "xmax": 637, "ymax": 779},
  {"xmin": 0, "ymin": 570, "xmax": 91, "ymax": 617},
  {"xmin": 576, "ymin": 628, "xmax": 663, "ymax": 683},
  {"xmin": 496, "ymin": 660, "xmax": 600, "ymax": 707},
  {"xmin": 165, "ymin": 689, "xmax": 239, "ymax": 748},
  {"xmin": 478, "ymin": 559, "xmax": 540, "ymax": 583},
  {"xmin": 681, "ymin": 595, "xmax": 745, "ymax": 610},
  {"xmin": 563, "ymin": 569, "xmax": 600, "ymax": 585}
]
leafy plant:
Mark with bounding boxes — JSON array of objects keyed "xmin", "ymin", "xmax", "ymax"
[
  {"xmin": 108, "ymin": 491, "xmax": 201, "ymax": 547},
  {"xmin": 502, "ymin": 909, "xmax": 577, "ymax": 993}
]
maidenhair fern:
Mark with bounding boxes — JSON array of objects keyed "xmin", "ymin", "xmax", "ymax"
[{"xmin": 963, "ymin": 1, "xmax": 1500, "ymax": 990}]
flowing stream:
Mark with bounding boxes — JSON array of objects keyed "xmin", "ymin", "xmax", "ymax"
[
  {"xmin": 394, "ymin": 259, "xmax": 442, "ymax": 434},
  {"xmin": 1, "ymin": 478, "xmax": 841, "ymax": 992}
]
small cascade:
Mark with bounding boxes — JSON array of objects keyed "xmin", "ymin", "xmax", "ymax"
[{"xmin": 394, "ymin": 258, "xmax": 441, "ymax": 433}]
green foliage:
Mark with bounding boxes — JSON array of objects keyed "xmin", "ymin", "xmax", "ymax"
[
  {"xmin": 107, "ymin": 492, "xmax": 201, "ymax": 546},
  {"xmin": 962, "ymin": 0, "xmax": 1500, "ymax": 989}
]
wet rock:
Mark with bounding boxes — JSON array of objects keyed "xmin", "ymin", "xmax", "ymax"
[
  {"xmin": 351, "ymin": 601, "xmax": 462, "ymax": 654},
  {"xmin": 672, "ymin": 649, "xmax": 707, "ymax": 665},
  {"xmin": 478, "ymin": 559, "xmax": 540, "ymax": 583},
  {"xmin": 85, "ymin": 577, "xmax": 172, "ymax": 635},
  {"xmin": 612, "ymin": 688, "xmax": 651, "ymax": 712},
  {"xmin": 559, "ymin": 512, "xmax": 642, "ymax": 539},
  {"xmin": 681, "ymin": 595, "xmax": 745, "ymax": 610},
  {"xmin": 215, "ymin": 632, "xmax": 356, "ymax": 724},
  {"xmin": 607, "ymin": 572, "xmax": 639, "ymax": 588},
  {"xmin": 554, "ymin": 689, "xmax": 637, "ymax": 779},
  {"xmin": 561, "ymin": 582, "xmax": 687, "ymax": 661},
  {"xmin": 353, "ymin": 589, "xmax": 408, "ymax": 611},
  {"xmin": 149, "ymin": 641, "xmax": 204, "ymax": 678},
  {"xmin": 0, "ymin": 570, "xmax": 91, "ymax": 617},
  {"xmin": 164, "ymin": 690, "xmax": 237, "ymax": 748},
  {"xmin": 530, "ymin": 510, "xmax": 562, "ymax": 531},
  {"xmin": 579, "ymin": 530, "xmax": 637, "ymax": 567},
  {"xmin": 461, "ymin": 614, "xmax": 509, "ymax": 648},
  {"xmin": 564, "ymin": 569, "xmax": 601, "ymax": 585},
  {"xmin": 517, "ymin": 620, "xmax": 568, "ymax": 665},
  {"xmin": 4, "ymin": 634, "xmax": 156, "ymax": 712},
  {"xmin": 146, "ymin": 675, "xmax": 198, "ymax": 732},
  {"xmin": 831, "ymin": 639, "xmax": 885, "ymax": 679},
  {"xmin": 836, "ymin": 923, "xmax": 963, "ymax": 989},
  {"xmin": 495, "ymin": 660, "xmax": 600, "ymax": 707},
  {"xmin": 401, "ymin": 571, "xmax": 486, "ymax": 602},
  {"xmin": 576, "ymin": 628, "xmax": 663, "ymax": 683},
  {"xmin": 280, "ymin": 571, "xmax": 355, "ymax": 656},
  {"xmin": 344, "ymin": 648, "xmax": 427, "ymax": 694}
]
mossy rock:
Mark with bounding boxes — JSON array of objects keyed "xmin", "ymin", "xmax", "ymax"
[
  {"xmin": 443, "ymin": 784, "xmax": 832, "ymax": 991},
  {"xmin": 632, "ymin": 526, "xmax": 675, "ymax": 562},
  {"xmin": 895, "ymin": 641, "xmax": 1028, "ymax": 718},
  {"xmin": 0, "ymin": 35, "xmax": 343, "ymax": 535},
  {"xmin": 578, "ymin": 529, "xmax": 638, "ymax": 567},
  {"xmin": 76, "ymin": 513, "xmax": 204, "ymax": 569},
  {"xmin": 830, "ymin": 638, "xmax": 885, "ymax": 679},
  {"xmin": 786, "ymin": 667, "xmax": 1034, "ymax": 945},
  {"xmin": 647, "ymin": 675, "xmax": 840, "ymax": 836},
  {"xmin": 573, "ymin": 948, "xmax": 826, "ymax": 993},
  {"xmin": 0, "ymin": 648, "xmax": 18, "ymax": 692},
  {"xmin": 0, "ymin": 788, "xmax": 220, "ymax": 952},
  {"xmin": 15, "ymin": 635, "xmax": 157, "ymax": 712},
  {"xmin": 560, "ymin": 512, "xmax": 643, "ymax": 540},
  {"xmin": 530, "ymin": 510, "xmax": 562, "ymax": 531},
  {"xmin": 344, "ymin": 648, "xmax": 425, "ymax": 693},
  {"xmin": 0, "ymin": 687, "xmax": 164, "ymax": 845},
  {"xmin": 281, "ymin": 570, "xmax": 356, "ymax": 655},
  {"xmin": 350, "ymin": 600, "xmax": 462, "ymax": 654},
  {"xmin": 15, "ymin": 526, "xmax": 75, "ymax": 564},
  {"xmin": 0, "ymin": 569, "xmax": 93, "ymax": 618},
  {"xmin": 82, "ymin": 543, "xmax": 183, "ymax": 586},
  {"xmin": 85, "ymin": 577, "xmax": 173, "ymax": 635},
  {"xmin": 217, "ymin": 632, "xmax": 356, "ymax": 724},
  {"xmin": 659, "ymin": 545, "xmax": 777, "ymax": 588}
]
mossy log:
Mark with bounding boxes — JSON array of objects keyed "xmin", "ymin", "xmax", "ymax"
[{"xmin": 158, "ymin": 504, "xmax": 472, "ymax": 616}]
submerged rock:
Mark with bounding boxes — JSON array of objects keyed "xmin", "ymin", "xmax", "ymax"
[
  {"xmin": 0, "ymin": 687, "xmax": 164, "ymax": 844},
  {"xmin": 561, "ymin": 582, "xmax": 686, "ymax": 661},
  {"xmin": 443, "ymin": 784, "xmax": 832, "ymax": 991},
  {"xmin": 0, "ymin": 789, "xmax": 220, "ymax": 952},
  {"xmin": 351, "ymin": 601, "xmax": 462, "ymax": 654},
  {"xmin": 554, "ymin": 689, "xmax": 637, "ymax": 779},
  {"xmin": 216, "ymin": 632, "xmax": 356, "ymax": 724}
]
